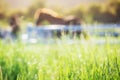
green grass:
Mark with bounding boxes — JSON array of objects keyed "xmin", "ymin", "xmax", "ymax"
[{"xmin": 0, "ymin": 40, "xmax": 120, "ymax": 80}]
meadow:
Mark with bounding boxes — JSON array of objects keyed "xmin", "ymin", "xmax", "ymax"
[
  {"xmin": 0, "ymin": 38, "xmax": 120, "ymax": 80},
  {"xmin": 0, "ymin": 0, "xmax": 120, "ymax": 79}
]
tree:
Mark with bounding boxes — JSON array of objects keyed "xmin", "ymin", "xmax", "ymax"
[
  {"xmin": 108, "ymin": 0, "xmax": 120, "ymax": 23},
  {"xmin": 25, "ymin": 0, "xmax": 46, "ymax": 20},
  {"xmin": 0, "ymin": 0, "xmax": 9, "ymax": 19}
]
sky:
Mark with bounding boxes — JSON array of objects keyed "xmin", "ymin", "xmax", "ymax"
[
  {"xmin": 5, "ymin": 0, "xmax": 33, "ymax": 10},
  {"xmin": 4, "ymin": 0, "xmax": 107, "ymax": 10},
  {"xmin": 46, "ymin": 0, "xmax": 106, "ymax": 8}
]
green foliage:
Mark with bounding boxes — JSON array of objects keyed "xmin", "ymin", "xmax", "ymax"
[
  {"xmin": 67, "ymin": 0, "xmax": 120, "ymax": 24},
  {"xmin": 0, "ymin": 40, "xmax": 120, "ymax": 80},
  {"xmin": 25, "ymin": 0, "xmax": 46, "ymax": 20},
  {"xmin": 0, "ymin": 0, "xmax": 9, "ymax": 20},
  {"xmin": 0, "ymin": 0, "xmax": 8, "ymax": 13},
  {"xmin": 67, "ymin": 6, "xmax": 86, "ymax": 18},
  {"xmin": 0, "ymin": 0, "xmax": 120, "ymax": 24}
]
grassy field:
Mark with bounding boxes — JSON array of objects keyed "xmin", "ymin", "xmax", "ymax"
[{"xmin": 0, "ymin": 40, "xmax": 120, "ymax": 80}]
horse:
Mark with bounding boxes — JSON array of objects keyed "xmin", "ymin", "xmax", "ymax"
[
  {"xmin": 34, "ymin": 8, "xmax": 83, "ymax": 38},
  {"xmin": 0, "ymin": 15, "xmax": 20, "ymax": 40},
  {"xmin": 34, "ymin": 8, "xmax": 81, "ymax": 25},
  {"xmin": 9, "ymin": 14, "xmax": 20, "ymax": 39}
]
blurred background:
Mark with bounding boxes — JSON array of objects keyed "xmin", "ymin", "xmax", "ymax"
[{"xmin": 0, "ymin": 0, "xmax": 120, "ymax": 27}]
